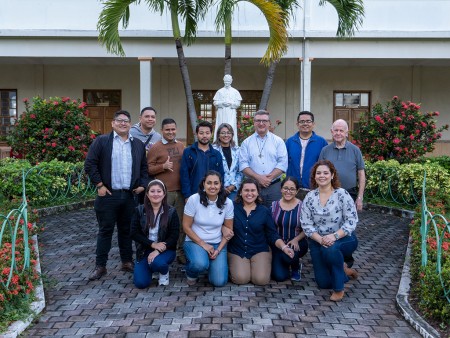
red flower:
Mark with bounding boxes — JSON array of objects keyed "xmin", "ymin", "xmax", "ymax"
[
  {"xmin": 393, "ymin": 138, "xmax": 401, "ymax": 144},
  {"xmin": 30, "ymin": 114, "xmax": 36, "ymax": 119},
  {"xmin": 68, "ymin": 146, "xmax": 75, "ymax": 151},
  {"xmin": 51, "ymin": 142, "xmax": 57, "ymax": 148},
  {"xmin": 399, "ymin": 125, "xmax": 405, "ymax": 131},
  {"xmin": 90, "ymin": 134, "xmax": 96, "ymax": 139},
  {"xmin": 62, "ymin": 97, "xmax": 70, "ymax": 102},
  {"xmin": 53, "ymin": 101, "xmax": 59, "ymax": 106},
  {"xmin": 415, "ymin": 129, "xmax": 420, "ymax": 134},
  {"xmin": 74, "ymin": 125, "xmax": 80, "ymax": 130},
  {"xmin": 409, "ymin": 135, "xmax": 415, "ymax": 140},
  {"xmin": 78, "ymin": 102, "xmax": 87, "ymax": 109}
]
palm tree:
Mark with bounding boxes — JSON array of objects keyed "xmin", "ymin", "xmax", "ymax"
[
  {"xmin": 97, "ymin": 0, "xmax": 210, "ymax": 137},
  {"xmin": 259, "ymin": 0, "xmax": 365, "ymax": 109},
  {"xmin": 215, "ymin": 0, "xmax": 289, "ymax": 76}
]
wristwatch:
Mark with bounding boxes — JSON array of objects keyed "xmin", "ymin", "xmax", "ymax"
[{"xmin": 333, "ymin": 232, "xmax": 340, "ymax": 240}]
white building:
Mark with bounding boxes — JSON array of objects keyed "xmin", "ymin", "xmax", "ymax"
[{"xmin": 0, "ymin": 0, "xmax": 449, "ymax": 154}]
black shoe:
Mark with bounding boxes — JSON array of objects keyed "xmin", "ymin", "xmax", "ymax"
[
  {"xmin": 121, "ymin": 261, "xmax": 134, "ymax": 272},
  {"xmin": 89, "ymin": 266, "xmax": 107, "ymax": 280},
  {"xmin": 343, "ymin": 255, "xmax": 354, "ymax": 268}
]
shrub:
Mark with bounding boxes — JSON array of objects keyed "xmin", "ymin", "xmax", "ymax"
[
  {"xmin": 351, "ymin": 96, "xmax": 448, "ymax": 163},
  {"xmin": 409, "ymin": 191, "xmax": 450, "ymax": 327},
  {"xmin": 0, "ymin": 158, "xmax": 91, "ymax": 207},
  {"xmin": 365, "ymin": 160, "xmax": 450, "ymax": 204},
  {"xmin": 7, "ymin": 96, "xmax": 96, "ymax": 163}
]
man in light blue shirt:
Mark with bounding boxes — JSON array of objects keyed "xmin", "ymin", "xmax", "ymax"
[{"xmin": 239, "ymin": 110, "xmax": 288, "ymax": 207}]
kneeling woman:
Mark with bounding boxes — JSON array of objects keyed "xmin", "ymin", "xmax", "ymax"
[
  {"xmin": 131, "ymin": 179, "xmax": 179, "ymax": 288},
  {"xmin": 300, "ymin": 160, "xmax": 359, "ymax": 301},
  {"xmin": 183, "ymin": 171, "xmax": 234, "ymax": 287},
  {"xmin": 271, "ymin": 176, "xmax": 308, "ymax": 282},
  {"xmin": 228, "ymin": 178, "xmax": 295, "ymax": 285}
]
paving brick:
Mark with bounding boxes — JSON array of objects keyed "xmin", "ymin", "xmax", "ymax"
[{"xmin": 22, "ymin": 208, "xmax": 421, "ymax": 337}]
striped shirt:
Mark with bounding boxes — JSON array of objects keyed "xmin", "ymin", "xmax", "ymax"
[
  {"xmin": 111, "ymin": 131, "xmax": 132, "ymax": 190},
  {"xmin": 271, "ymin": 200, "xmax": 302, "ymax": 243}
]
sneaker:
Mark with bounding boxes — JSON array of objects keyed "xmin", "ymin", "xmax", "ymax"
[
  {"xmin": 186, "ymin": 276, "xmax": 197, "ymax": 286},
  {"xmin": 291, "ymin": 262, "xmax": 303, "ymax": 282},
  {"xmin": 158, "ymin": 272, "xmax": 169, "ymax": 286},
  {"xmin": 291, "ymin": 270, "xmax": 301, "ymax": 281}
]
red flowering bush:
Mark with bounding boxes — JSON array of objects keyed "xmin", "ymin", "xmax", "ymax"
[
  {"xmin": 409, "ymin": 190, "xmax": 450, "ymax": 329},
  {"xmin": 7, "ymin": 96, "xmax": 96, "ymax": 163},
  {"xmin": 0, "ymin": 209, "xmax": 41, "ymax": 332},
  {"xmin": 351, "ymin": 96, "xmax": 449, "ymax": 163}
]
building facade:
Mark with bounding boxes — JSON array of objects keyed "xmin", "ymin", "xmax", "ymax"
[{"xmin": 0, "ymin": 0, "xmax": 449, "ymax": 154}]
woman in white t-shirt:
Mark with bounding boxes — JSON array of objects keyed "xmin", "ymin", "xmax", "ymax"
[{"xmin": 183, "ymin": 170, "xmax": 234, "ymax": 287}]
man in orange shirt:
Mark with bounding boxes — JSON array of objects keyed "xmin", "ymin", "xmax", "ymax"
[{"xmin": 147, "ymin": 118, "xmax": 186, "ymax": 263}]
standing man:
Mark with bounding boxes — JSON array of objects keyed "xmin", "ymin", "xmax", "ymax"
[
  {"xmin": 130, "ymin": 106, "xmax": 162, "ymax": 151},
  {"xmin": 180, "ymin": 121, "xmax": 225, "ymax": 200},
  {"xmin": 319, "ymin": 119, "xmax": 366, "ymax": 211},
  {"xmin": 286, "ymin": 111, "xmax": 328, "ymax": 189},
  {"xmin": 147, "ymin": 118, "xmax": 186, "ymax": 263},
  {"xmin": 85, "ymin": 110, "xmax": 149, "ymax": 280},
  {"xmin": 239, "ymin": 110, "xmax": 288, "ymax": 208}
]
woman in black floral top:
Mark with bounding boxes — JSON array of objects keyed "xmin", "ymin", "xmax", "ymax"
[{"xmin": 300, "ymin": 160, "xmax": 358, "ymax": 301}]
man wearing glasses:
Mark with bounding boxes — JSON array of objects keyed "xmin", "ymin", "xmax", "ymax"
[
  {"xmin": 239, "ymin": 110, "xmax": 288, "ymax": 207},
  {"xmin": 85, "ymin": 110, "xmax": 149, "ymax": 280},
  {"xmin": 285, "ymin": 111, "xmax": 328, "ymax": 189}
]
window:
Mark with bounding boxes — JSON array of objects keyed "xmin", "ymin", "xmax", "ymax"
[
  {"xmin": 333, "ymin": 91, "xmax": 371, "ymax": 138},
  {"xmin": 0, "ymin": 89, "xmax": 17, "ymax": 137},
  {"xmin": 187, "ymin": 90, "xmax": 262, "ymax": 144}
]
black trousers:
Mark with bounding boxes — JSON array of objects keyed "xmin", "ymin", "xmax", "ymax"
[{"xmin": 93, "ymin": 190, "xmax": 136, "ymax": 267}]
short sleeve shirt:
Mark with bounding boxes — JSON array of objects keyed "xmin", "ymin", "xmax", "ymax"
[{"xmin": 184, "ymin": 193, "xmax": 234, "ymax": 244}]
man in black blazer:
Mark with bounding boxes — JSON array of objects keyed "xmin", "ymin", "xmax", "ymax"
[{"xmin": 85, "ymin": 110, "xmax": 149, "ymax": 280}]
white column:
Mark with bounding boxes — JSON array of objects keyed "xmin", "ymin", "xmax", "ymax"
[
  {"xmin": 139, "ymin": 57, "xmax": 152, "ymax": 108},
  {"xmin": 300, "ymin": 41, "xmax": 312, "ymax": 111}
]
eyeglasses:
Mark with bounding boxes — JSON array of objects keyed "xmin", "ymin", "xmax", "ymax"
[
  {"xmin": 219, "ymin": 132, "xmax": 233, "ymax": 136},
  {"xmin": 254, "ymin": 119, "xmax": 270, "ymax": 124},
  {"xmin": 282, "ymin": 187, "xmax": 297, "ymax": 193},
  {"xmin": 298, "ymin": 120, "xmax": 313, "ymax": 124},
  {"xmin": 114, "ymin": 118, "xmax": 130, "ymax": 124}
]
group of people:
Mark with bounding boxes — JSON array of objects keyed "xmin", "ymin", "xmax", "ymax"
[{"xmin": 84, "ymin": 104, "xmax": 365, "ymax": 302}]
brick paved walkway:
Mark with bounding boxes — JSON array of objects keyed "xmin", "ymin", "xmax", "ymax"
[{"xmin": 24, "ymin": 209, "xmax": 420, "ymax": 338}]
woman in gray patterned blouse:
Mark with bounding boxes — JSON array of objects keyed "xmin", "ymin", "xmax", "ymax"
[{"xmin": 300, "ymin": 160, "xmax": 358, "ymax": 301}]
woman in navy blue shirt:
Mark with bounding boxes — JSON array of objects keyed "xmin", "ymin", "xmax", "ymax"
[{"xmin": 228, "ymin": 178, "xmax": 295, "ymax": 285}]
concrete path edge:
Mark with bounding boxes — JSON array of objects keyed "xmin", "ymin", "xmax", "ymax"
[{"xmin": 396, "ymin": 237, "xmax": 441, "ymax": 338}]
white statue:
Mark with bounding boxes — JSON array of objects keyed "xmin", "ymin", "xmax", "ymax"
[{"xmin": 213, "ymin": 74, "xmax": 242, "ymax": 145}]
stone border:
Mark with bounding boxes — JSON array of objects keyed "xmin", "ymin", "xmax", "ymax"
[
  {"xmin": 365, "ymin": 203, "xmax": 441, "ymax": 338},
  {"xmin": 396, "ymin": 238, "xmax": 441, "ymax": 338},
  {"xmin": 3, "ymin": 235, "xmax": 45, "ymax": 338}
]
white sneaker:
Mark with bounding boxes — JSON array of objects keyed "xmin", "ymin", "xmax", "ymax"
[{"xmin": 158, "ymin": 272, "xmax": 169, "ymax": 286}]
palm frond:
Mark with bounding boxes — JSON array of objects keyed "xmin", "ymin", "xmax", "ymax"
[
  {"xmin": 178, "ymin": 0, "xmax": 198, "ymax": 44},
  {"xmin": 215, "ymin": 0, "xmax": 237, "ymax": 33},
  {"xmin": 97, "ymin": 0, "xmax": 139, "ymax": 56},
  {"xmin": 248, "ymin": 0, "xmax": 288, "ymax": 65},
  {"xmin": 320, "ymin": 0, "xmax": 364, "ymax": 37}
]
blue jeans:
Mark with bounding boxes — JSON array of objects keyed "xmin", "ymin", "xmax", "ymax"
[
  {"xmin": 271, "ymin": 238, "xmax": 308, "ymax": 282},
  {"xmin": 94, "ymin": 190, "xmax": 136, "ymax": 266},
  {"xmin": 184, "ymin": 241, "xmax": 228, "ymax": 287},
  {"xmin": 133, "ymin": 250, "xmax": 176, "ymax": 289},
  {"xmin": 308, "ymin": 233, "xmax": 358, "ymax": 292}
]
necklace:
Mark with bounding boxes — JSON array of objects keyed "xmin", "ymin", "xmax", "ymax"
[
  {"xmin": 299, "ymin": 134, "xmax": 311, "ymax": 141},
  {"xmin": 256, "ymin": 135, "xmax": 267, "ymax": 158}
]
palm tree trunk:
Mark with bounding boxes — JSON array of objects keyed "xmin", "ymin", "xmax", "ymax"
[
  {"xmin": 224, "ymin": 18, "xmax": 232, "ymax": 76},
  {"xmin": 175, "ymin": 38, "xmax": 197, "ymax": 138},
  {"xmin": 259, "ymin": 61, "xmax": 278, "ymax": 110},
  {"xmin": 170, "ymin": 2, "xmax": 197, "ymax": 138}
]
